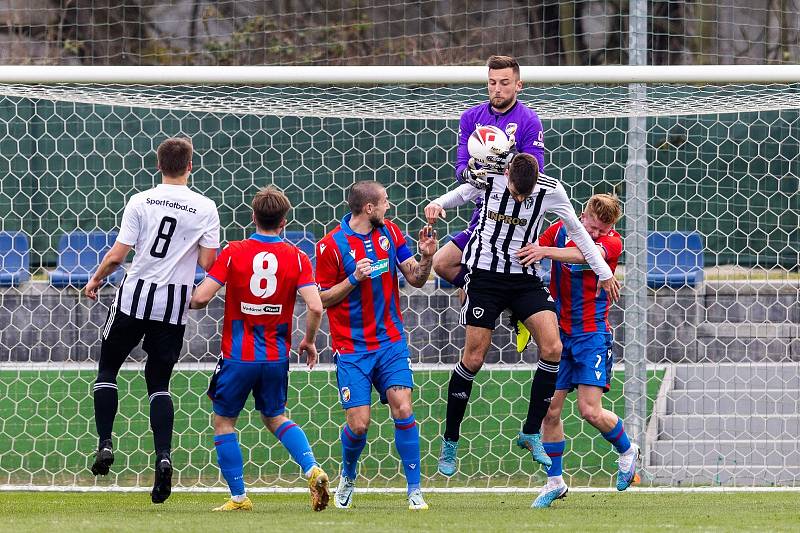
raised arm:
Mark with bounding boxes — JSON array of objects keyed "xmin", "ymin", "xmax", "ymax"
[
  {"xmin": 397, "ymin": 226, "xmax": 438, "ymax": 288},
  {"xmin": 424, "ymin": 183, "xmax": 484, "ymax": 224}
]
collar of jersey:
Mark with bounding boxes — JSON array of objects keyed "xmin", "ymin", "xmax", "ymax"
[
  {"xmin": 156, "ymin": 183, "xmax": 188, "ymax": 188},
  {"xmin": 488, "ymin": 99, "xmax": 519, "ymax": 117},
  {"xmin": 341, "ymin": 213, "xmax": 373, "ymax": 238},
  {"xmin": 249, "ymin": 233, "xmax": 283, "ymax": 243}
]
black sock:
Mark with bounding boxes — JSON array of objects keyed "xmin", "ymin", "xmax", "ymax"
[
  {"xmin": 444, "ymin": 362, "xmax": 477, "ymax": 441},
  {"xmin": 522, "ymin": 358, "xmax": 560, "ymax": 435},
  {"xmin": 149, "ymin": 392, "xmax": 174, "ymax": 456},
  {"xmin": 93, "ymin": 382, "xmax": 119, "ymax": 445}
]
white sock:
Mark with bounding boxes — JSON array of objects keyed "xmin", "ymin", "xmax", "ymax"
[
  {"xmin": 622, "ymin": 446, "xmax": 636, "ymax": 456},
  {"xmin": 231, "ymin": 493, "xmax": 247, "ymax": 503},
  {"xmin": 547, "ymin": 475, "xmax": 564, "ymax": 485}
]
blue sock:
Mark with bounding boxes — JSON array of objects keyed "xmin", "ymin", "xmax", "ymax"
[
  {"xmin": 341, "ymin": 424, "xmax": 367, "ymax": 479},
  {"xmin": 393, "ymin": 414, "xmax": 421, "ymax": 495},
  {"xmin": 543, "ymin": 440, "xmax": 566, "ymax": 477},
  {"xmin": 601, "ymin": 418, "xmax": 631, "ymax": 454},
  {"xmin": 214, "ymin": 432, "xmax": 245, "ymax": 497},
  {"xmin": 275, "ymin": 420, "xmax": 317, "ymax": 474}
]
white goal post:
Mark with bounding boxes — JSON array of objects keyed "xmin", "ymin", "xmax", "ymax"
[{"xmin": 2, "ymin": 64, "xmax": 800, "ymax": 84}]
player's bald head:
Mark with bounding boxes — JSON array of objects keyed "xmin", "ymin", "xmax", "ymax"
[{"xmin": 347, "ymin": 181, "xmax": 385, "ymax": 215}]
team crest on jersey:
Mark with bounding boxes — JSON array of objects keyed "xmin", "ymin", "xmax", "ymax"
[
  {"xmin": 341, "ymin": 387, "xmax": 351, "ymax": 403},
  {"xmin": 472, "ymin": 307, "xmax": 484, "ymax": 319},
  {"xmin": 378, "ymin": 235, "xmax": 390, "ymax": 251},
  {"xmin": 524, "ymin": 196, "xmax": 534, "ymax": 209},
  {"xmin": 505, "ymin": 123, "xmax": 518, "ymax": 137}
]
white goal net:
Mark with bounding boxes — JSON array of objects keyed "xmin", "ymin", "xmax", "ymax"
[{"xmin": 0, "ymin": 66, "xmax": 797, "ymax": 489}]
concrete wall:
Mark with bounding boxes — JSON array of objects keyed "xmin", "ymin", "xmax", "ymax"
[{"xmin": 1, "ymin": 279, "xmax": 797, "ymax": 364}]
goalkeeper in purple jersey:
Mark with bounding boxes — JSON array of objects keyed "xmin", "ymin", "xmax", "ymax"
[{"xmin": 431, "ymin": 54, "xmax": 545, "ymax": 349}]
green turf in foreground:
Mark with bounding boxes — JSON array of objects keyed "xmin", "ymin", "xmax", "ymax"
[
  {"xmin": 0, "ymin": 370, "xmax": 662, "ymax": 487},
  {"xmin": 2, "ymin": 491, "xmax": 798, "ymax": 533}
]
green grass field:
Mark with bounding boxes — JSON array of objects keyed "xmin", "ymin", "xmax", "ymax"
[
  {"xmin": 2, "ymin": 491, "xmax": 799, "ymax": 533},
  {"xmin": 0, "ymin": 369, "xmax": 662, "ymax": 487}
]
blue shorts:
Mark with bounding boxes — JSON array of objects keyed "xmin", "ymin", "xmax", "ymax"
[
  {"xmin": 555, "ymin": 332, "xmax": 614, "ymax": 393},
  {"xmin": 335, "ymin": 341, "xmax": 414, "ymax": 409},
  {"xmin": 207, "ymin": 358, "xmax": 289, "ymax": 418}
]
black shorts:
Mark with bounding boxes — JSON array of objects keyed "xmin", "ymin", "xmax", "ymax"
[
  {"xmin": 101, "ymin": 309, "xmax": 186, "ymax": 366},
  {"xmin": 461, "ymin": 269, "xmax": 556, "ymax": 329}
]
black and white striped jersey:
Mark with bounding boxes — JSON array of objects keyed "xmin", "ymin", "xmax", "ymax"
[
  {"xmin": 434, "ymin": 173, "xmax": 613, "ymax": 279},
  {"xmin": 111, "ymin": 183, "xmax": 220, "ymax": 325}
]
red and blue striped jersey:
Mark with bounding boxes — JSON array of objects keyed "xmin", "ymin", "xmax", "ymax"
[
  {"xmin": 207, "ymin": 233, "xmax": 315, "ymax": 363},
  {"xmin": 538, "ymin": 221, "xmax": 622, "ymax": 335},
  {"xmin": 315, "ymin": 215, "xmax": 413, "ymax": 355}
]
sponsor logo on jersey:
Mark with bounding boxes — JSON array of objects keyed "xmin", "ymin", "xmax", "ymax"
[
  {"xmin": 349, "ymin": 250, "xmax": 356, "ymax": 259},
  {"xmin": 476, "ymin": 126, "xmax": 496, "ymax": 144},
  {"xmin": 378, "ymin": 235, "xmax": 390, "ymax": 251},
  {"xmin": 319, "ymin": 243, "xmax": 326, "ymax": 255},
  {"xmin": 145, "ymin": 197, "xmax": 197, "ymax": 214},
  {"xmin": 369, "ymin": 258, "xmax": 389, "ymax": 278},
  {"xmin": 240, "ymin": 302, "xmax": 282, "ymax": 315},
  {"xmin": 341, "ymin": 387, "xmax": 351, "ymax": 403},
  {"xmin": 486, "ymin": 209, "xmax": 528, "ymax": 226},
  {"xmin": 595, "ymin": 371, "xmax": 602, "ymax": 380}
]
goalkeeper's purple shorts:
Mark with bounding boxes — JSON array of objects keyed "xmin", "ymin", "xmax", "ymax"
[{"xmin": 451, "ymin": 205, "xmax": 482, "ymax": 250}]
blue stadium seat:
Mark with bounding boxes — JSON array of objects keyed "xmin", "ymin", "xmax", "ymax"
[
  {"xmin": 284, "ymin": 230, "xmax": 317, "ymax": 265},
  {"xmin": 0, "ymin": 231, "xmax": 31, "ymax": 287},
  {"xmin": 647, "ymin": 231, "xmax": 704, "ymax": 288},
  {"xmin": 49, "ymin": 231, "xmax": 124, "ymax": 287}
]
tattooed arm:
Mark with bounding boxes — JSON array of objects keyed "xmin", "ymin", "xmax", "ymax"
[{"xmin": 397, "ymin": 226, "xmax": 438, "ymax": 288}]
